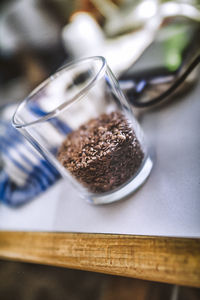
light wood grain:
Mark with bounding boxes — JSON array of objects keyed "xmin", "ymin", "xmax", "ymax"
[{"xmin": 0, "ymin": 232, "xmax": 199, "ymax": 287}]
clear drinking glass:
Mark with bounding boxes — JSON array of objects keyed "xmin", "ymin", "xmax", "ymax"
[{"xmin": 12, "ymin": 56, "xmax": 153, "ymax": 204}]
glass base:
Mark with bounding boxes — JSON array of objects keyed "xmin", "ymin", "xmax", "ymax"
[{"xmin": 87, "ymin": 156, "xmax": 153, "ymax": 205}]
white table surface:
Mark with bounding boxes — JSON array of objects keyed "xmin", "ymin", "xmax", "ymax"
[{"xmin": 0, "ymin": 79, "xmax": 200, "ymax": 238}]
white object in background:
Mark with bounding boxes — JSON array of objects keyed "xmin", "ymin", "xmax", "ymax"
[
  {"xmin": 62, "ymin": 13, "xmax": 105, "ymax": 59},
  {"xmin": 160, "ymin": 1, "xmax": 200, "ymax": 21},
  {"xmin": 62, "ymin": 12, "xmax": 161, "ymax": 77},
  {"xmin": 102, "ymin": 0, "xmax": 159, "ymax": 36}
]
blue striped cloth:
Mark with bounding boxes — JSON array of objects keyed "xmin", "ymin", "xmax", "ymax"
[{"xmin": 0, "ymin": 103, "xmax": 70, "ymax": 207}]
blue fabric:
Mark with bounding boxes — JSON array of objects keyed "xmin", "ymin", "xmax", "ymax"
[
  {"xmin": 0, "ymin": 104, "xmax": 63, "ymax": 207},
  {"xmin": 0, "ymin": 164, "xmax": 60, "ymax": 207},
  {"xmin": 28, "ymin": 103, "xmax": 71, "ymax": 135}
]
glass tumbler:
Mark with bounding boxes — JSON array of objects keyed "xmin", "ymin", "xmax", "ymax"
[{"xmin": 12, "ymin": 56, "xmax": 153, "ymax": 204}]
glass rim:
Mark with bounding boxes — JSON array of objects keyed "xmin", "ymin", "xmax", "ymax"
[{"xmin": 12, "ymin": 56, "xmax": 107, "ymax": 129}]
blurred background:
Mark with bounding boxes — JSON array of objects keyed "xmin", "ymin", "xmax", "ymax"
[
  {"xmin": 0, "ymin": 0, "xmax": 199, "ymax": 106},
  {"xmin": 0, "ymin": 0, "xmax": 200, "ymax": 299},
  {"xmin": 0, "ymin": 260, "xmax": 200, "ymax": 300}
]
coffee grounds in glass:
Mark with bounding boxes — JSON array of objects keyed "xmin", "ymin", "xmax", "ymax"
[{"xmin": 57, "ymin": 111, "xmax": 144, "ymax": 193}]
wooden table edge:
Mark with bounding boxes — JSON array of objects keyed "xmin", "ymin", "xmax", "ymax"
[{"xmin": 0, "ymin": 231, "xmax": 199, "ymax": 287}]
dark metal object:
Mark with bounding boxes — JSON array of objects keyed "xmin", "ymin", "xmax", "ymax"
[{"xmin": 119, "ymin": 20, "xmax": 200, "ymax": 108}]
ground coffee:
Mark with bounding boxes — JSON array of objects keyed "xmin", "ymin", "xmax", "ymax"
[{"xmin": 57, "ymin": 111, "xmax": 144, "ymax": 193}]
